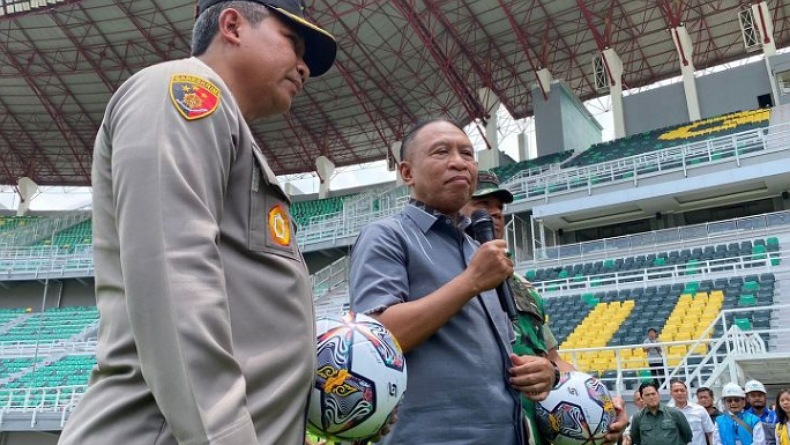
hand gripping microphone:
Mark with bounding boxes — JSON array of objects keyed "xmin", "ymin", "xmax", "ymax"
[{"xmin": 469, "ymin": 209, "xmax": 519, "ymax": 321}]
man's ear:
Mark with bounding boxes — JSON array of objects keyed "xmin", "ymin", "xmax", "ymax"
[
  {"xmin": 399, "ymin": 161, "xmax": 414, "ymax": 186},
  {"xmin": 217, "ymin": 8, "xmax": 244, "ymax": 45}
]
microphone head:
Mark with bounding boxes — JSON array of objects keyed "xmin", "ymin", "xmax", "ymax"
[{"xmin": 470, "ymin": 209, "xmax": 492, "ymax": 225}]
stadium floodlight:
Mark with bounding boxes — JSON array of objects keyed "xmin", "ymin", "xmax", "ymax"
[{"xmin": 0, "ymin": 0, "xmax": 68, "ymax": 17}]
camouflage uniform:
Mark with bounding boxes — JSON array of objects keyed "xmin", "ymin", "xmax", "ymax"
[{"xmin": 511, "ymin": 274, "xmax": 559, "ymax": 445}]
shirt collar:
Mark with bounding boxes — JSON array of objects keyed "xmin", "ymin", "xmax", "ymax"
[{"xmin": 405, "ymin": 198, "xmax": 471, "ymax": 234}]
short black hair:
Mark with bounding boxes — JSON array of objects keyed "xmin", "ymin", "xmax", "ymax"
[
  {"xmin": 192, "ymin": 1, "xmax": 270, "ymax": 56},
  {"xmin": 647, "ymin": 327, "xmax": 657, "ymax": 334},
  {"xmin": 399, "ymin": 117, "xmax": 465, "ymax": 162},
  {"xmin": 639, "ymin": 381, "xmax": 659, "ymax": 396},
  {"xmin": 670, "ymin": 378, "xmax": 687, "ymax": 389},
  {"xmin": 697, "ymin": 387, "xmax": 714, "ymax": 398}
]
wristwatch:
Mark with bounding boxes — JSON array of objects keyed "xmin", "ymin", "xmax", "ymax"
[{"xmin": 550, "ymin": 361, "xmax": 561, "ymax": 389}]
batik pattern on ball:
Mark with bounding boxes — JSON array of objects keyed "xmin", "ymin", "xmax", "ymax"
[
  {"xmin": 535, "ymin": 371, "xmax": 618, "ymax": 445},
  {"xmin": 314, "ymin": 315, "xmax": 376, "ymax": 434},
  {"xmin": 308, "ymin": 313, "xmax": 408, "ymax": 441}
]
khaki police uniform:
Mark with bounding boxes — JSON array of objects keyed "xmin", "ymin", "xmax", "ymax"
[{"xmin": 58, "ymin": 57, "xmax": 314, "ymax": 445}]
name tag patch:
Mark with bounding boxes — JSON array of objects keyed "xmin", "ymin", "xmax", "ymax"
[{"xmin": 268, "ymin": 205, "xmax": 292, "ymax": 247}]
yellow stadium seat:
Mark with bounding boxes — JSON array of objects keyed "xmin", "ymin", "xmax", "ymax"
[{"xmin": 691, "ymin": 344, "xmax": 709, "ymax": 355}]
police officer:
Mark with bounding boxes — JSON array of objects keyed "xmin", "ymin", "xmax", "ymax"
[{"xmin": 58, "ymin": 2, "xmax": 336, "ymax": 445}]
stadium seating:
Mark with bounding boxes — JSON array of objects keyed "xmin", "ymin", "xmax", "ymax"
[
  {"xmin": 34, "ymin": 220, "xmax": 92, "ymax": 252},
  {"xmin": 562, "ymin": 109, "xmax": 771, "ymax": 168},
  {"xmin": 491, "ymin": 150, "xmax": 574, "ymax": 183},
  {"xmin": 291, "ymin": 195, "xmax": 358, "ymax": 227},
  {"xmin": 553, "ymin": 272, "xmax": 776, "ymax": 377},
  {"xmin": 544, "ymin": 295, "xmax": 595, "ymax": 345},
  {"xmin": 526, "ymin": 238, "xmax": 779, "ymax": 284},
  {"xmin": 0, "ymin": 306, "xmax": 98, "ymax": 343},
  {"xmin": 558, "ymin": 300, "xmax": 635, "ymax": 372},
  {"xmin": 0, "ymin": 216, "xmax": 40, "ymax": 233}
]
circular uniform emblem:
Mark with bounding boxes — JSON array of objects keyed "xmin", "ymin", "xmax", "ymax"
[{"xmin": 268, "ymin": 205, "xmax": 291, "ymax": 247}]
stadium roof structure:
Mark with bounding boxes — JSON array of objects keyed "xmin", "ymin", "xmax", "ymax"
[{"xmin": 1, "ymin": 0, "xmax": 789, "ymax": 187}]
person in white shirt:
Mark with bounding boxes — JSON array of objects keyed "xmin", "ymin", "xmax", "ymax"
[{"xmin": 669, "ymin": 379, "xmax": 716, "ymax": 445}]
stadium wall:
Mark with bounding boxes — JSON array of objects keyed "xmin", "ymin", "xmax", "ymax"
[
  {"xmin": 533, "ymin": 81, "xmax": 602, "ymax": 156},
  {"xmin": 0, "ymin": 280, "xmax": 95, "ymax": 310},
  {"xmin": 624, "ymin": 61, "xmax": 773, "ymax": 136},
  {"xmin": 0, "ymin": 432, "xmax": 59, "ymax": 445}
]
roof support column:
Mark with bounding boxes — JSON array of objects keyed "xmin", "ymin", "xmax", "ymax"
[
  {"xmin": 477, "ymin": 87, "xmax": 501, "ymax": 170},
  {"xmin": 315, "ymin": 156, "xmax": 335, "ymax": 199},
  {"xmin": 754, "ymin": 1, "xmax": 780, "ymax": 106},
  {"xmin": 753, "ymin": 2, "xmax": 776, "ymax": 55},
  {"xmin": 671, "ymin": 26, "xmax": 701, "ymax": 121},
  {"xmin": 602, "ymin": 48, "xmax": 625, "ymax": 139}
]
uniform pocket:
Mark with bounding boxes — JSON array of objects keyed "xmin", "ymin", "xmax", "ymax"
[{"xmin": 248, "ymin": 146, "xmax": 300, "ymax": 261}]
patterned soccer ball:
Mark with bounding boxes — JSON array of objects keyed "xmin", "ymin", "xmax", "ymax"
[
  {"xmin": 307, "ymin": 313, "xmax": 407, "ymax": 441},
  {"xmin": 534, "ymin": 371, "xmax": 617, "ymax": 445}
]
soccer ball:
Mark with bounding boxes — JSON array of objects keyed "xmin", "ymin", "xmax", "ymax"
[
  {"xmin": 307, "ymin": 313, "xmax": 407, "ymax": 441},
  {"xmin": 534, "ymin": 371, "xmax": 617, "ymax": 445}
]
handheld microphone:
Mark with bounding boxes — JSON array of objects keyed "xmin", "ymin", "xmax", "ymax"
[{"xmin": 469, "ymin": 209, "xmax": 519, "ymax": 321}]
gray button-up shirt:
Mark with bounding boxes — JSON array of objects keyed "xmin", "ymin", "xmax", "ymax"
[{"xmin": 349, "ymin": 202, "xmax": 522, "ymax": 444}]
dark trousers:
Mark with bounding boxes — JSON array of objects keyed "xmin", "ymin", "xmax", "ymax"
[{"xmin": 649, "ymin": 359, "xmax": 664, "ymax": 386}]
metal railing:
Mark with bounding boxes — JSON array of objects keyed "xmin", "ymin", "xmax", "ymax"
[
  {"xmin": 532, "ymin": 252, "xmax": 782, "ymax": 296},
  {"xmin": 311, "ymin": 256, "xmax": 350, "ymax": 298},
  {"xmin": 0, "ymin": 211, "xmax": 90, "ymax": 248},
  {"xmin": 0, "ymin": 385, "xmax": 86, "ymax": 428},
  {"xmin": 0, "ymin": 340, "xmax": 97, "ymax": 357},
  {"xmin": 505, "ymin": 123, "xmax": 788, "ymax": 203},
  {"xmin": 528, "ymin": 209, "xmax": 790, "ymax": 266}
]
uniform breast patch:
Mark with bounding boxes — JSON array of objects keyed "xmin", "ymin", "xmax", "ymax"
[
  {"xmin": 268, "ymin": 204, "xmax": 292, "ymax": 247},
  {"xmin": 169, "ymin": 74, "xmax": 221, "ymax": 120}
]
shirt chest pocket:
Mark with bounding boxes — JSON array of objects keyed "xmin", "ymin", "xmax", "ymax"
[
  {"xmin": 661, "ymin": 420, "xmax": 677, "ymax": 431},
  {"xmin": 248, "ymin": 145, "xmax": 301, "ymax": 261}
]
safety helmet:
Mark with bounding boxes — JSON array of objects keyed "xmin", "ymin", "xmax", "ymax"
[
  {"xmin": 722, "ymin": 382, "xmax": 746, "ymax": 399},
  {"xmin": 744, "ymin": 380, "xmax": 766, "ymax": 394}
]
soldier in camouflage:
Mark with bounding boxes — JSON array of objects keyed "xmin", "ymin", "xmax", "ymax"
[{"xmin": 461, "ymin": 170, "xmax": 576, "ymax": 445}]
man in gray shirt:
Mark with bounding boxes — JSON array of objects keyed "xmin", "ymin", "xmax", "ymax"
[
  {"xmin": 350, "ymin": 118, "xmax": 562, "ymax": 444},
  {"xmin": 643, "ymin": 327, "xmax": 665, "ymax": 386}
]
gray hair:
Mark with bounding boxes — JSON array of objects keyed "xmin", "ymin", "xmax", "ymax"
[{"xmin": 191, "ymin": 1, "xmax": 270, "ymax": 56}]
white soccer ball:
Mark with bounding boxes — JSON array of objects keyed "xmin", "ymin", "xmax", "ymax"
[
  {"xmin": 534, "ymin": 371, "xmax": 618, "ymax": 445},
  {"xmin": 307, "ymin": 313, "xmax": 407, "ymax": 441}
]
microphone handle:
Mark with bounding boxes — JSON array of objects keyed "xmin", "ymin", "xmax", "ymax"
[{"xmin": 496, "ymin": 279, "xmax": 519, "ymax": 322}]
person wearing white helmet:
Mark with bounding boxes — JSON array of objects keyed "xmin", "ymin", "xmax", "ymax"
[
  {"xmin": 745, "ymin": 380, "xmax": 778, "ymax": 445},
  {"xmin": 713, "ymin": 382, "xmax": 766, "ymax": 445}
]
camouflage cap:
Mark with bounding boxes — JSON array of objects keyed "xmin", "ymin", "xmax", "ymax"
[{"xmin": 472, "ymin": 170, "xmax": 514, "ymax": 204}]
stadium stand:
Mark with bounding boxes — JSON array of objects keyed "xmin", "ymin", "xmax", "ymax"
[
  {"xmin": 0, "ymin": 216, "xmax": 40, "ymax": 233},
  {"xmin": 0, "ymin": 307, "xmax": 98, "ymax": 344},
  {"xmin": 526, "ymin": 237, "xmax": 779, "ymax": 284},
  {"xmin": 491, "ymin": 150, "xmax": 574, "ymax": 182},
  {"xmin": 562, "ymin": 109, "xmax": 771, "ymax": 168},
  {"xmin": 290, "ymin": 194, "xmax": 359, "ymax": 227}
]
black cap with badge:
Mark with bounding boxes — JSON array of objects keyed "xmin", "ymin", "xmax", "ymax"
[{"xmin": 196, "ymin": 0, "xmax": 337, "ymax": 77}]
